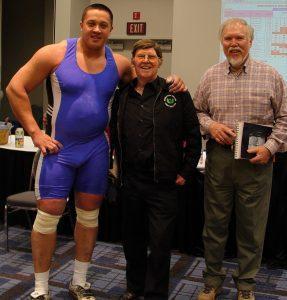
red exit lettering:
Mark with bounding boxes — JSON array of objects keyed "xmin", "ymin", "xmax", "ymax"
[{"xmin": 127, "ymin": 22, "xmax": 146, "ymax": 35}]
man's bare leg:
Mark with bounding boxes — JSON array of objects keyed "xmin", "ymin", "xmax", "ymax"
[
  {"xmin": 70, "ymin": 192, "xmax": 102, "ymax": 296},
  {"xmin": 31, "ymin": 230, "xmax": 57, "ymax": 272},
  {"xmin": 74, "ymin": 222, "xmax": 98, "ymax": 262},
  {"xmin": 31, "ymin": 199, "xmax": 66, "ymax": 297}
]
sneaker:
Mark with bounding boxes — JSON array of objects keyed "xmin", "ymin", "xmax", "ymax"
[
  {"xmin": 69, "ymin": 281, "xmax": 96, "ymax": 300},
  {"xmin": 238, "ymin": 290, "xmax": 255, "ymax": 300},
  {"xmin": 29, "ymin": 291, "xmax": 51, "ymax": 299},
  {"xmin": 119, "ymin": 291, "xmax": 144, "ymax": 300},
  {"xmin": 198, "ymin": 285, "xmax": 222, "ymax": 300}
]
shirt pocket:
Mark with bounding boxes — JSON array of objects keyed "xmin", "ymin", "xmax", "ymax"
[{"xmin": 248, "ymin": 87, "xmax": 271, "ymax": 114}]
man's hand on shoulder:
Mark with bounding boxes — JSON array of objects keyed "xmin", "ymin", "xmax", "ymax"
[
  {"xmin": 248, "ymin": 146, "xmax": 272, "ymax": 164},
  {"xmin": 209, "ymin": 122, "xmax": 236, "ymax": 145},
  {"xmin": 166, "ymin": 75, "xmax": 187, "ymax": 93}
]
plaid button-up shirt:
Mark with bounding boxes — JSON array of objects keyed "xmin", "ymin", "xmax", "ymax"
[{"xmin": 194, "ymin": 57, "xmax": 287, "ymax": 154}]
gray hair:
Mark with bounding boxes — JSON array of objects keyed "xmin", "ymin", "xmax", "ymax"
[{"xmin": 219, "ymin": 18, "xmax": 254, "ymax": 41}]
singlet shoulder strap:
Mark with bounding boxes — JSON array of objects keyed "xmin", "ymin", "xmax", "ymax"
[
  {"xmin": 64, "ymin": 38, "xmax": 78, "ymax": 58},
  {"xmin": 66, "ymin": 38, "xmax": 77, "ymax": 48},
  {"xmin": 105, "ymin": 45, "xmax": 115, "ymax": 64}
]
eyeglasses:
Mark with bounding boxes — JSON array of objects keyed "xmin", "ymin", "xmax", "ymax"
[{"xmin": 135, "ymin": 54, "xmax": 159, "ymax": 62}]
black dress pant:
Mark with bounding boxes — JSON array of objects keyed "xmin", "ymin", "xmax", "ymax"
[{"xmin": 121, "ymin": 172, "xmax": 178, "ymax": 300}]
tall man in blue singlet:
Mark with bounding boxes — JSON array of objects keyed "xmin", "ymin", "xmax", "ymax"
[{"xmin": 6, "ymin": 3, "xmax": 185, "ymax": 300}]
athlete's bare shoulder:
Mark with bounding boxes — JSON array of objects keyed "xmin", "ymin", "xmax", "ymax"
[
  {"xmin": 7, "ymin": 40, "xmax": 69, "ymax": 93},
  {"xmin": 113, "ymin": 53, "xmax": 135, "ymax": 83},
  {"xmin": 32, "ymin": 40, "xmax": 67, "ymax": 72}
]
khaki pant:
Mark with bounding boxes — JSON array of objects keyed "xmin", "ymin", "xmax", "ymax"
[{"xmin": 203, "ymin": 141, "xmax": 273, "ymax": 290}]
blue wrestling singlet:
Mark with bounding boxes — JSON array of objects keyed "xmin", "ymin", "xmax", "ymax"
[{"xmin": 35, "ymin": 38, "xmax": 119, "ymax": 199}]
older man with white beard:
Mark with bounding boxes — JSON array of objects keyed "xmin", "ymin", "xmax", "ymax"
[{"xmin": 194, "ymin": 18, "xmax": 287, "ymax": 300}]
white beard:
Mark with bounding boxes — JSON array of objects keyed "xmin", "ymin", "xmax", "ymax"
[{"xmin": 228, "ymin": 56, "xmax": 244, "ymax": 69}]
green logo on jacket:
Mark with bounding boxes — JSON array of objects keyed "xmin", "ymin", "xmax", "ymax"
[{"xmin": 164, "ymin": 95, "xmax": 177, "ymax": 108}]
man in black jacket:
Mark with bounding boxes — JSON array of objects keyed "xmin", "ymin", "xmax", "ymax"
[{"xmin": 110, "ymin": 39, "xmax": 202, "ymax": 300}]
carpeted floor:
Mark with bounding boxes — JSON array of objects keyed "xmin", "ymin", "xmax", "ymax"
[{"xmin": 0, "ymin": 227, "xmax": 286, "ymax": 299}]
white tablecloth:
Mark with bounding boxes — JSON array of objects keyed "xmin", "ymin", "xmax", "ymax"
[{"xmin": 0, "ymin": 135, "xmax": 37, "ymax": 152}]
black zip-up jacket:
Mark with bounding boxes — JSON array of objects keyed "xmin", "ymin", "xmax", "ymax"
[{"xmin": 110, "ymin": 77, "xmax": 202, "ymax": 184}]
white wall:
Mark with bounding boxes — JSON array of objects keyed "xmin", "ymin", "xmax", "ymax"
[
  {"xmin": 54, "ymin": 0, "xmax": 90, "ymax": 40},
  {"xmin": 172, "ymin": 0, "xmax": 221, "ymax": 94},
  {"xmin": 55, "ymin": 0, "xmax": 71, "ymax": 42},
  {"xmin": 61, "ymin": 0, "xmax": 174, "ymax": 40},
  {"xmin": 70, "ymin": 0, "xmax": 90, "ymax": 37},
  {"xmin": 54, "ymin": 0, "xmax": 222, "ymax": 85},
  {"xmin": 97, "ymin": 0, "xmax": 173, "ymax": 39},
  {"xmin": 93, "ymin": 0, "xmax": 173, "ymax": 78},
  {"xmin": 97, "ymin": 0, "xmax": 222, "ymax": 85}
]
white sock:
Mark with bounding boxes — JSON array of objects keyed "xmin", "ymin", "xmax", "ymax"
[
  {"xmin": 34, "ymin": 270, "xmax": 49, "ymax": 295},
  {"xmin": 72, "ymin": 259, "xmax": 90, "ymax": 287}
]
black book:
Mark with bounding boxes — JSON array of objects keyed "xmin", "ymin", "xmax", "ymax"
[{"xmin": 234, "ymin": 122, "xmax": 272, "ymax": 159}]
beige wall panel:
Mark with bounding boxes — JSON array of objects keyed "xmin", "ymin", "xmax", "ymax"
[{"xmin": 172, "ymin": 0, "xmax": 221, "ymax": 94}]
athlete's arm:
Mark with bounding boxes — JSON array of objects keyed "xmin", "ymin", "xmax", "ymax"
[
  {"xmin": 114, "ymin": 53, "xmax": 136, "ymax": 84},
  {"xmin": 6, "ymin": 42, "xmax": 65, "ymax": 155}
]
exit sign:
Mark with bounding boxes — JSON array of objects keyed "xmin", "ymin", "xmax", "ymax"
[
  {"xmin": 133, "ymin": 12, "xmax": 140, "ymax": 20},
  {"xmin": 127, "ymin": 22, "xmax": 146, "ymax": 35}
]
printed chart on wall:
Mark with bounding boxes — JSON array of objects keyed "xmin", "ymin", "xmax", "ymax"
[{"xmin": 221, "ymin": 0, "xmax": 287, "ymax": 81}]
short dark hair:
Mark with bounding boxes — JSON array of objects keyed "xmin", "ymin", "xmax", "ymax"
[
  {"xmin": 81, "ymin": 3, "xmax": 113, "ymax": 24},
  {"xmin": 132, "ymin": 39, "xmax": 162, "ymax": 59}
]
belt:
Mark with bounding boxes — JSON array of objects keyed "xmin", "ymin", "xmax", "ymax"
[{"xmin": 208, "ymin": 138, "xmax": 233, "ymax": 150}]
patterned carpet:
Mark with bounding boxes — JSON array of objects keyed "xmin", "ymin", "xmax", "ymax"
[{"xmin": 0, "ymin": 227, "xmax": 286, "ymax": 299}]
